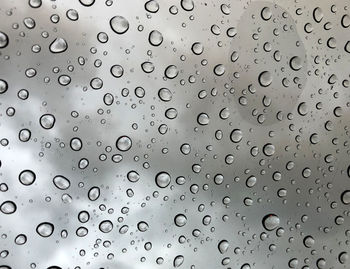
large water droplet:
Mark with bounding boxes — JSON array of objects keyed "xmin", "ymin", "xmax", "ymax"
[
  {"xmin": 262, "ymin": 214, "xmax": 280, "ymax": 231},
  {"xmin": 110, "ymin": 16, "xmax": 129, "ymax": 34},
  {"xmin": 36, "ymin": 222, "xmax": 54, "ymax": 237},
  {"xmin": 155, "ymin": 172, "xmax": 171, "ymax": 188},
  {"xmin": 49, "ymin": 38, "xmax": 68, "ymax": 53}
]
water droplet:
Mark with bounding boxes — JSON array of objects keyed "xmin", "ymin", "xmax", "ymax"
[
  {"xmin": 79, "ymin": 0, "xmax": 95, "ymax": 6},
  {"xmin": 127, "ymin": 170, "xmax": 140, "ymax": 183},
  {"xmin": 165, "ymin": 65, "xmax": 178, "ymax": 79},
  {"xmin": 303, "ymin": 235, "xmax": 315, "ymax": 248},
  {"xmin": 88, "ymin": 186, "xmax": 100, "ymax": 201},
  {"xmin": 155, "ymin": 172, "xmax": 171, "ymax": 188},
  {"xmin": 262, "ymin": 214, "xmax": 280, "ymax": 231},
  {"xmin": 197, "ymin": 113, "xmax": 210, "ymax": 125},
  {"xmin": 341, "ymin": 190, "xmax": 350, "ymax": 205},
  {"xmin": 173, "ymin": 255, "xmax": 184, "ymax": 267},
  {"xmin": 110, "ymin": 16, "xmax": 129, "ymax": 34},
  {"xmin": 49, "ymin": 38, "xmax": 68, "ymax": 53},
  {"xmin": 313, "ymin": 7, "xmax": 324, "ymax": 23},
  {"xmin": 116, "ymin": 136, "xmax": 132, "ymax": 151},
  {"xmin": 19, "ymin": 170, "xmax": 36, "ymax": 186},
  {"xmin": 0, "ymin": 32, "xmax": 9, "ymax": 48},
  {"xmin": 145, "ymin": 0, "xmax": 159, "ymax": 13},
  {"xmin": 14, "ymin": 234, "xmax": 27, "ymax": 245},
  {"xmin": 39, "ymin": 114, "xmax": 56, "ymax": 129},
  {"xmin": 149, "ymin": 30, "xmax": 163, "ymax": 46},
  {"xmin": 258, "ymin": 71, "xmax": 273, "ymax": 87},
  {"xmin": 0, "ymin": 201, "xmax": 17, "ymax": 214},
  {"xmin": 191, "ymin": 42, "xmax": 204, "ymax": 55},
  {"xmin": 99, "ymin": 220, "xmax": 113, "ymax": 233},
  {"xmin": 289, "ymin": 56, "xmax": 302, "ymax": 71},
  {"xmin": 36, "ymin": 222, "xmax": 54, "ymax": 237},
  {"xmin": 0, "ymin": 79, "xmax": 8, "ymax": 94},
  {"xmin": 111, "ymin": 64, "xmax": 124, "ymax": 78},
  {"xmin": 174, "ymin": 214, "xmax": 187, "ymax": 227},
  {"xmin": 28, "ymin": 0, "xmax": 42, "ymax": 8},
  {"xmin": 339, "ymin": 252, "xmax": 349, "ymax": 264},
  {"xmin": 137, "ymin": 221, "xmax": 149, "ymax": 232},
  {"xmin": 180, "ymin": 0, "xmax": 194, "ymax": 11},
  {"xmin": 230, "ymin": 129, "xmax": 243, "ymax": 143},
  {"xmin": 218, "ymin": 240, "xmax": 229, "ymax": 254},
  {"xmin": 261, "ymin": 7, "xmax": 272, "ymax": 21},
  {"xmin": 158, "ymin": 88, "xmax": 172, "ymax": 102},
  {"xmin": 53, "ymin": 175, "xmax": 70, "ymax": 190}
]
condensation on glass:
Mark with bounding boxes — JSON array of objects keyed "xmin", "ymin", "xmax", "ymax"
[{"xmin": 0, "ymin": 0, "xmax": 350, "ymax": 268}]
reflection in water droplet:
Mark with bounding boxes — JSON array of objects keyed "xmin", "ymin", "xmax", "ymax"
[
  {"xmin": 258, "ymin": 71, "xmax": 273, "ymax": 87},
  {"xmin": 0, "ymin": 31, "xmax": 9, "ymax": 48},
  {"xmin": 39, "ymin": 114, "xmax": 56, "ymax": 129},
  {"xmin": 36, "ymin": 222, "xmax": 54, "ymax": 237},
  {"xmin": 53, "ymin": 175, "xmax": 70, "ymax": 190},
  {"xmin": 49, "ymin": 38, "xmax": 68, "ymax": 53},
  {"xmin": 99, "ymin": 220, "xmax": 113, "ymax": 233},
  {"xmin": 116, "ymin": 136, "xmax": 132, "ymax": 151},
  {"xmin": 218, "ymin": 240, "xmax": 229, "ymax": 254},
  {"xmin": 19, "ymin": 170, "xmax": 36, "ymax": 186},
  {"xmin": 341, "ymin": 190, "xmax": 350, "ymax": 205},
  {"xmin": 173, "ymin": 255, "xmax": 184, "ymax": 267},
  {"xmin": 174, "ymin": 214, "xmax": 187, "ymax": 227},
  {"xmin": 110, "ymin": 16, "xmax": 129, "ymax": 34},
  {"xmin": 155, "ymin": 172, "xmax": 171, "ymax": 188},
  {"xmin": 0, "ymin": 201, "xmax": 17, "ymax": 214},
  {"xmin": 262, "ymin": 214, "xmax": 280, "ymax": 231}
]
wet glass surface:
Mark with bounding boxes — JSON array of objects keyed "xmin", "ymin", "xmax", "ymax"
[{"xmin": 1, "ymin": 0, "xmax": 350, "ymax": 268}]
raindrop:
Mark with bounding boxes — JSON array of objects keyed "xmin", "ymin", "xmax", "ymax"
[
  {"xmin": 39, "ymin": 114, "xmax": 56, "ymax": 129},
  {"xmin": 0, "ymin": 31, "xmax": 9, "ymax": 48},
  {"xmin": 28, "ymin": 0, "xmax": 42, "ymax": 8},
  {"xmin": 110, "ymin": 16, "xmax": 129, "ymax": 34},
  {"xmin": 36, "ymin": 222, "xmax": 54, "ymax": 237},
  {"xmin": 158, "ymin": 88, "xmax": 172, "ymax": 101},
  {"xmin": 289, "ymin": 56, "xmax": 302, "ymax": 71},
  {"xmin": 14, "ymin": 234, "xmax": 27, "ymax": 245},
  {"xmin": 0, "ymin": 201, "xmax": 17, "ymax": 214},
  {"xmin": 79, "ymin": 0, "xmax": 95, "ymax": 6},
  {"xmin": 303, "ymin": 235, "xmax": 315, "ymax": 248},
  {"xmin": 88, "ymin": 186, "xmax": 100, "ymax": 201},
  {"xmin": 313, "ymin": 7, "xmax": 324, "ymax": 23},
  {"xmin": 261, "ymin": 7, "xmax": 272, "ymax": 21},
  {"xmin": 137, "ymin": 221, "xmax": 149, "ymax": 232},
  {"xmin": 0, "ymin": 79, "xmax": 8, "ymax": 94},
  {"xmin": 191, "ymin": 42, "xmax": 203, "ymax": 55},
  {"xmin": 155, "ymin": 172, "xmax": 171, "ymax": 188},
  {"xmin": 262, "ymin": 214, "xmax": 280, "ymax": 231},
  {"xmin": 149, "ymin": 30, "xmax": 163, "ymax": 46},
  {"xmin": 174, "ymin": 214, "xmax": 187, "ymax": 227},
  {"xmin": 49, "ymin": 38, "xmax": 68, "ymax": 53},
  {"xmin": 230, "ymin": 129, "xmax": 243, "ymax": 143},
  {"xmin": 218, "ymin": 240, "xmax": 229, "ymax": 254},
  {"xmin": 180, "ymin": 0, "xmax": 194, "ymax": 11},
  {"xmin": 258, "ymin": 71, "xmax": 273, "ymax": 87},
  {"xmin": 53, "ymin": 175, "xmax": 70, "ymax": 190},
  {"xmin": 127, "ymin": 170, "xmax": 140, "ymax": 183},
  {"xmin": 145, "ymin": 0, "xmax": 159, "ymax": 13},
  {"xmin": 341, "ymin": 190, "xmax": 350, "ymax": 205},
  {"xmin": 70, "ymin": 137, "xmax": 83, "ymax": 151},
  {"xmin": 173, "ymin": 255, "xmax": 184, "ymax": 267},
  {"xmin": 165, "ymin": 65, "xmax": 178, "ymax": 79},
  {"xmin": 19, "ymin": 170, "xmax": 36, "ymax": 186},
  {"xmin": 111, "ymin": 65, "xmax": 124, "ymax": 78},
  {"xmin": 99, "ymin": 220, "xmax": 113, "ymax": 233},
  {"xmin": 197, "ymin": 113, "xmax": 210, "ymax": 125},
  {"xmin": 116, "ymin": 136, "xmax": 132, "ymax": 151}
]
